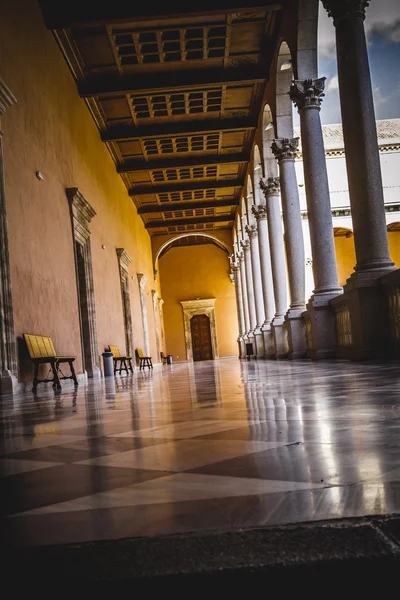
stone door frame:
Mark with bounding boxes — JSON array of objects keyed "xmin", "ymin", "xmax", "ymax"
[
  {"xmin": 180, "ymin": 298, "xmax": 218, "ymax": 362},
  {"xmin": 67, "ymin": 187, "xmax": 100, "ymax": 378}
]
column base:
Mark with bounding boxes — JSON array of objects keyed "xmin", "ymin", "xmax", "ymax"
[
  {"xmin": 305, "ymin": 292, "xmax": 342, "ymax": 360},
  {"xmin": 345, "ymin": 266, "xmax": 395, "ymax": 291},
  {"xmin": 0, "ymin": 370, "xmax": 18, "ymax": 395},
  {"xmin": 331, "ymin": 274, "xmax": 391, "ymax": 360},
  {"xmin": 285, "ymin": 307, "xmax": 307, "ymax": 359},
  {"xmin": 253, "ymin": 327, "xmax": 265, "ymax": 358},
  {"xmin": 271, "ymin": 316, "xmax": 289, "ymax": 358},
  {"xmin": 238, "ymin": 336, "xmax": 246, "ymax": 359},
  {"xmin": 262, "ymin": 322, "xmax": 275, "ymax": 358},
  {"xmin": 87, "ymin": 366, "xmax": 102, "ymax": 379}
]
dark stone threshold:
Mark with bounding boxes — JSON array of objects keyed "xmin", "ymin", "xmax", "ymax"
[{"xmin": 3, "ymin": 515, "xmax": 400, "ymax": 590}]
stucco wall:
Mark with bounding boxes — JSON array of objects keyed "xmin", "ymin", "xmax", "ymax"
[
  {"xmin": 0, "ymin": 0, "xmax": 161, "ymax": 380},
  {"xmin": 159, "ymin": 245, "xmax": 238, "ymax": 361}
]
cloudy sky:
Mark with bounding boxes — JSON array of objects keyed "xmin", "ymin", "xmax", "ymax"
[{"xmin": 315, "ymin": 0, "xmax": 400, "ymax": 124}]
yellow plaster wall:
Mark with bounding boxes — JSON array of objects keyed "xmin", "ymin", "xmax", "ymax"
[
  {"xmin": 388, "ymin": 231, "xmax": 400, "ymax": 268},
  {"xmin": 159, "ymin": 245, "xmax": 238, "ymax": 361},
  {"xmin": 0, "ymin": 0, "xmax": 161, "ymax": 380},
  {"xmin": 334, "ymin": 235, "xmax": 356, "ymax": 287}
]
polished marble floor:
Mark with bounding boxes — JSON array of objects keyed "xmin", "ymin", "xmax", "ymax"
[{"xmin": 1, "ymin": 358, "xmax": 400, "ymax": 547}]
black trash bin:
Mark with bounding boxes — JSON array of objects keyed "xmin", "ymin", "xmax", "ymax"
[
  {"xmin": 166, "ymin": 354, "xmax": 173, "ymax": 365},
  {"xmin": 245, "ymin": 343, "xmax": 254, "ymax": 360},
  {"xmin": 102, "ymin": 351, "xmax": 114, "ymax": 377}
]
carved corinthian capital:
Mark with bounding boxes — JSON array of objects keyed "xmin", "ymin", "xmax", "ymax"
[
  {"xmin": 240, "ymin": 239, "xmax": 250, "ymax": 251},
  {"xmin": 271, "ymin": 138, "xmax": 299, "ymax": 161},
  {"xmin": 289, "ymin": 78, "xmax": 326, "ymax": 110},
  {"xmin": 252, "ymin": 204, "xmax": 268, "ymax": 221},
  {"xmin": 322, "ymin": 0, "xmax": 369, "ymax": 23},
  {"xmin": 260, "ymin": 177, "xmax": 280, "ymax": 199},
  {"xmin": 245, "ymin": 224, "xmax": 258, "ymax": 239}
]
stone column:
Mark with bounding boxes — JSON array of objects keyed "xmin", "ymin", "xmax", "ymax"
[
  {"xmin": 323, "ymin": 0, "xmax": 394, "ymax": 282},
  {"xmin": 260, "ymin": 177, "xmax": 289, "ymax": 357},
  {"xmin": 252, "ymin": 204, "xmax": 275, "ymax": 357},
  {"xmin": 271, "ymin": 138, "xmax": 307, "ymax": 359},
  {"xmin": 232, "ymin": 262, "xmax": 246, "ymax": 358},
  {"xmin": 0, "ymin": 78, "xmax": 18, "ymax": 394},
  {"xmin": 241, "ymin": 238, "xmax": 256, "ymax": 350},
  {"xmin": 245, "ymin": 224, "xmax": 265, "ymax": 358},
  {"xmin": 238, "ymin": 250, "xmax": 250, "ymax": 343},
  {"xmin": 290, "ymin": 78, "xmax": 342, "ymax": 358}
]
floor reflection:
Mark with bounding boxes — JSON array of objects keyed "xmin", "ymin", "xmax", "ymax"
[{"xmin": 2, "ymin": 358, "xmax": 400, "ymax": 547}]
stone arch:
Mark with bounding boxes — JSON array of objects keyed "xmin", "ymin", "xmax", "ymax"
[
  {"xmin": 387, "ymin": 222, "xmax": 400, "ymax": 268},
  {"xmin": 296, "ymin": 0, "xmax": 319, "ymax": 80},
  {"xmin": 276, "ymin": 41, "xmax": 294, "ymax": 140},
  {"xmin": 333, "ymin": 227, "xmax": 355, "ymax": 287},
  {"xmin": 240, "ymin": 197, "xmax": 248, "ymax": 233},
  {"xmin": 246, "ymin": 175, "xmax": 255, "ymax": 225},
  {"xmin": 262, "ymin": 103, "xmax": 278, "ymax": 178},
  {"xmin": 154, "ymin": 232, "xmax": 232, "ymax": 278},
  {"xmin": 253, "ymin": 144, "xmax": 263, "ymax": 206}
]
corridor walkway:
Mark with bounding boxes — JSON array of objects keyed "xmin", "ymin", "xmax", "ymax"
[{"xmin": 1, "ymin": 358, "xmax": 400, "ymax": 547}]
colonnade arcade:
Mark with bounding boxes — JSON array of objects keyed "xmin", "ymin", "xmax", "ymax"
[{"xmin": 231, "ymin": 0, "xmax": 399, "ymax": 361}]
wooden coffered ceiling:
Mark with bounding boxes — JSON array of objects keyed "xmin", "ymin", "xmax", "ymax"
[{"xmin": 39, "ymin": 1, "xmax": 284, "ymax": 236}]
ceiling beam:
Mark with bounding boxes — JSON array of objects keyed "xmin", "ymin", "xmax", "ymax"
[
  {"xmin": 129, "ymin": 178, "xmax": 244, "ymax": 196},
  {"xmin": 78, "ymin": 68, "xmax": 265, "ymax": 97},
  {"xmin": 145, "ymin": 214, "xmax": 234, "ymax": 229},
  {"xmin": 101, "ymin": 117, "xmax": 257, "ymax": 142},
  {"xmin": 118, "ymin": 153, "xmax": 249, "ymax": 173},
  {"xmin": 138, "ymin": 197, "xmax": 239, "ymax": 214},
  {"xmin": 39, "ymin": 1, "xmax": 283, "ymax": 29}
]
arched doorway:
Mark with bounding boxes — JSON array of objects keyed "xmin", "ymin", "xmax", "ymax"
[
  {"xmin": 333, "ymin": 227, "xmax": 355, "ymax": 286},
  {"xmin": 387, "ymin": 223, "xmax": 400, "ymax": 268},
  {"xmin": 190, "ymin": 314, "xmax": 213, "ymax": 361}
]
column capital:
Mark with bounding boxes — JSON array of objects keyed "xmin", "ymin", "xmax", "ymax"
[
  {"xmin": 240, "ymin": 238, "xmax": 250, "ymax": 252},
  {"xmin": 252, "ymin": 204, "xmax": 268, "ymax": 221},
  {"xmin": 289, "ymin": 78, "xmax": 326, "ymax": 110},
  {"xmin": 322, "ymin": 0, "xmax": 369, "ymax": 23},
  {"xmin": 245, "ymin": 224, "xmax": 258, "ymax": 239},
  {"xmin": 271, "ymin": 138, "xmax": 299, "ymax": 161},
  {"xmin": 260, "ymin": 177, "xmax": 280, "ymax": 199}
]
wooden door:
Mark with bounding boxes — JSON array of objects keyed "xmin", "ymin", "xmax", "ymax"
[{"xmin": 190, "ymin": 314, "xmax": 213, "ymax": 361}]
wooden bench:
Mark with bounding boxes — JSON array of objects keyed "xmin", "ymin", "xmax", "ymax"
[
  {"xmin": 24, "ymin": 334, "xmax": 78, "ymax": 393},
  {"xmin": 136, "ymin": 347, "xmax": 153, "ymax": 370},
  {"xmin": 109, "ymin": 345, "xmax": 134, "ymax": 375}
]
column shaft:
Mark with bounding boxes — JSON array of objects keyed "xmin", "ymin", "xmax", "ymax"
[
  {"xmin": 246, "ymin": 225, "xmax": 265, "ymax": 327},
  {"xmin": 239, "ymin": 253, "xmax": 250, "ymax": 334},
  {"xmin": 291, "ymin": 81, "xmax": 341, "ymax": 296},
  {"xmin": 328, "ymin": 4, "xmax": 393, "ymax": 277},
  {"xmin": 260, "ymin": 179, "xmax": 287, "ymax": 317},
  {"xmin": 252, "ymin": 204, "xmax": 276, "ymax": 358},
  {"xmin": 272, "ymin": 139, "xmax": 306, "ymax": 310},
  {"xmin": 271, "ymin": 139, "xmax": 307, "ymax": 358},
  {"xmin": 290, "ymin": 78, "xmax": 342, "ymax": 358},
  {"xmin": 233, "ymin": 265, "xmax": 245, "ymax": 336},
  {"xmin": 241, "ymin": 239, "xmax": 257, "ymax": 331},
  {"xmin": 260, "ymin": 177, "xmax": 289, "ymax": 358}
]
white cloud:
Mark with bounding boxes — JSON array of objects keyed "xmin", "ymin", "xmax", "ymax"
[
  {"xmin": 318, "ymin": 0, "xmax": 400, "ymax": 58},
  {"xmin": 373, "ymin": 85, "xmax": 388, "ymax": 106},
  {"xmin": 326, "ymin": 75, "xmax": 339, "ymax": 92}
]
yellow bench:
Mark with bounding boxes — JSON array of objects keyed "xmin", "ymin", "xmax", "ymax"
[
  {"xmin": 24, "ymin": 334, "xmax": 78, "ymax": 393},
  {"xmin": 109, "ymin": 345, "xmax": 134, "ymax": 375},
  {"xmin": 136, "ymin": 347, "xmax": 153, "ymax": 370}
]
